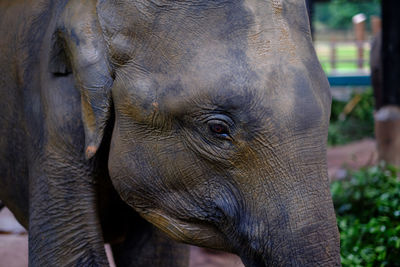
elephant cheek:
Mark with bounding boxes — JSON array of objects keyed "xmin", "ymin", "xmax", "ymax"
[{"xmin": 107, "ymin": 138, "xmax": 150, "ymax": 208}]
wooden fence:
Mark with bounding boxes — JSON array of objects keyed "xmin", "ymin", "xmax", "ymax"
[{"xmin": 315, "ymin": 40, "xmax": 371, "ymax": 75}]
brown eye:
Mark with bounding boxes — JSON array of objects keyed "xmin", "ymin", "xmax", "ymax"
[
  {"xmin": 211, "ymin": 124, "xmax": 225, "ymax": 134},
  {"xmin": 208, "ymin": 120, "xmax": 231, "ymax": 139}
]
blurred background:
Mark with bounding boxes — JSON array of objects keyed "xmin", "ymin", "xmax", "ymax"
[
  {"xmin": 310, "ymin": 0, "xmax": 400, "ymax": 266},
  {"xmin": 1, "ymin": 0, "xmax": 400, "ymax": 266},
  {"xmin": 310, "ymin": 0, "xmax": 379, "ymax": 148}
]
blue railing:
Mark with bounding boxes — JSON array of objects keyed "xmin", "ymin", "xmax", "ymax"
[{"xmin": 328, "ymin": 74, "xmax": 371, "ymax": 87}]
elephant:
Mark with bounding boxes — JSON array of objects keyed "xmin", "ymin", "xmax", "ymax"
[{"xmin": 0, "ymin": 0, "xmax": 341, "ymax": 266}]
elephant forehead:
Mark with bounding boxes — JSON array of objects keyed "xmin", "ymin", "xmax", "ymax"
[
  {"xmin": 100, "ymin": 0, "xmax": 311, "ymax": 76},
  {"xmin": 108, "ymin": 0, "xmax": 326, "ymax": 131}
]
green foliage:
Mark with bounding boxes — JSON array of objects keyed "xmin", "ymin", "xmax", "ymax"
[
  {"xmin": 331, "ymin": 164, "xmax": 400, "ymax": 266},
  {"xmin": 328, "ymin": 88, "xmax": 374, "ymax": 146},
  {"xmin": 315, "ymin": 0, "xmax": 380, "ymax": 30}
]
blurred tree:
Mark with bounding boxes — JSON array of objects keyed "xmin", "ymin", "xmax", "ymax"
[{"xmin": 315, "ymin": 0, "xmax": 380, "ymax": 30}]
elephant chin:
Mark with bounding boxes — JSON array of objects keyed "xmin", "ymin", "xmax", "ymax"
[{"xmin": 139, "ymin": 209, "xmax": 231, "ymax": 251}]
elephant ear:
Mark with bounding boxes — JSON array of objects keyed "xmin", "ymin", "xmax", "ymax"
[{"xmin": 52, "ymin": 0, "xmax": 113, "ymax": 159}]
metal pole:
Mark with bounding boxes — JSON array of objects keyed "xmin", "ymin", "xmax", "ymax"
[
  {"xmin": 382, "ymin": 0, "xmax": 400, "ymax": 106},
  {"xmin": 375, "ymin": 0, "xmax": 400, "ymax": 166}
]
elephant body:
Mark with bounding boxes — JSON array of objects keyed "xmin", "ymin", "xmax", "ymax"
[{"xmin": 0, "ymin": 0, "xmax": 340, "ymax": 266}]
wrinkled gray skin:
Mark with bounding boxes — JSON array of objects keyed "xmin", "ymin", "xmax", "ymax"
[{"xmin": 0, "ymin": 0, "xmax": 341, "ymax": 266}]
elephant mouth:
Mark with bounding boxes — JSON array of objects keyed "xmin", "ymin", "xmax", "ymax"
[
  {"xmin": 139, "ymin": 209, "xmax": 231, "ymax": 251},
  {"xmin": 138, "ymin": 209, "xmax": 272, "ymax": 267}
]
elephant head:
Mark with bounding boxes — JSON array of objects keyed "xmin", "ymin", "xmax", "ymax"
[{"xmin": 56, "ymin": 0, "xmax": 340, "ymax": 265}]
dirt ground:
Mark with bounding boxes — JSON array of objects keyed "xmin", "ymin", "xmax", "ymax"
[
  {"xmin": 0, "ymin": 139, "xmax": 377, "ymax": 267},
  {"xmin": 327, "ymin": 138, "xmax": 377, "ymax": 180}
]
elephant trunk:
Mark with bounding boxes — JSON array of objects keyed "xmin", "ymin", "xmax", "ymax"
[
  {"xmin": 220, "ymin": 171, "xmax": 341, "ymax": 267},
  {"xmin": 238, "ymin": 210, "xmax": 341, "ymax": 266}
]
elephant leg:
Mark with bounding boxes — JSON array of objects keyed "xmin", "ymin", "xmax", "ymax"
[
  {"xmin": 29, "ymin": 155, "xmax": 109, "ymax": 266},
  {"xmin": 111, "ymin": 215, "xmax": 190, "ymax": 267}
]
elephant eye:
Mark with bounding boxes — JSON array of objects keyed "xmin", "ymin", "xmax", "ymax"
[{"xmin": 207, "ymin": 120, "xmax": 231, "ymax": 140}]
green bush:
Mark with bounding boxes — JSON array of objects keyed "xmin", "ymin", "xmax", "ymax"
[
  {"xmin": 331, "ymin": 164, "xmax": 400, "ymax": 266},
  {"xmin": 328, "ymin": 88, "xmax": 374, "ymax": 146}
]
